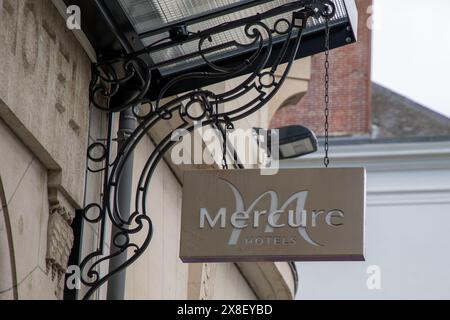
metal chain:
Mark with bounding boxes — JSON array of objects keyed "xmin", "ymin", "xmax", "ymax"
[
  {"xmin": 222, "ymin": 124, "xmax": 229, "ymax": 170},
  {"xmin": 219, "ymin": 116, "xmax": 234, "ymax": 170},
  {"xmin": 323, "ymin": 14, "xmax": 331, "ymax": 168}
]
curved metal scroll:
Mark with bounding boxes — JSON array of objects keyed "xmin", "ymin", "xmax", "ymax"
[{"xmin": 80, "ymin": 1, "xmax": 335, "ymax": 300}]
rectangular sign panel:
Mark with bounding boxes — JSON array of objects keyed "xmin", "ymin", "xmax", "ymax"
[{"xmin": 180, "ymin": 168, "xmax": 365, "ymax": 262}]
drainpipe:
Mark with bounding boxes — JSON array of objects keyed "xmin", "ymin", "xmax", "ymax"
[{"xmin": 107, "ymin": 107, "xmax": 137, "ymax": 300}]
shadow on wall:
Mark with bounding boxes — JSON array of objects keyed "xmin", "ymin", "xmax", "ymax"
[
  {"xmin": 270, "ymin": 92, "xmax": 307, "ymax": 129},
  {"xmin": 0, "ymin": 175, "xmax": 18, "ymax": 299}
]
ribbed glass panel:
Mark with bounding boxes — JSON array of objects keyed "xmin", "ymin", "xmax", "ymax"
[
  {"xmin": 119, "ymin": 0, "xmax": 258, "ymax": 34},
  {"xmin": 118, "ymin": 0, "xmax": 348, "ymax": 75}
]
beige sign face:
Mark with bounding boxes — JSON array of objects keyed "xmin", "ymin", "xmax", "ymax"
[{"xmin": 180, "ymin": 168, "xmax": 366, "ymax": 262}]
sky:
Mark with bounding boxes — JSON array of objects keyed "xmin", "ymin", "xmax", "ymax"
[{"xmin": 372, "ymin": 0, "xmax": 450, "ymax": 118}]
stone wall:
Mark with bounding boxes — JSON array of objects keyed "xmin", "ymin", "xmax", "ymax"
[
  {"xmin": 0, "ymin": 0, "xmax": 91, "ymax": 299},
  {"xmin": 0, "ymin": 118, "xmax": 56, "ymax": 299},
  {"xmin": 0, "ymin": 0, "xmax": 91, "ymax": 206}
]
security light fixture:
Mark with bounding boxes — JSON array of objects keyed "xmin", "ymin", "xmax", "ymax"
[
  {"xmin": 277, "ymin": 125, "xmax": 319, "ymax": 159},
  {"xmin": 255, "ymin": 125, "xmax": 318, "ymax": 160}
]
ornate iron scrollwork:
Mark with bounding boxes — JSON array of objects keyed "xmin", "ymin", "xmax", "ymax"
[{"xmin": 80, "ymin": 0, "xmax": 335, "ymax": 300}]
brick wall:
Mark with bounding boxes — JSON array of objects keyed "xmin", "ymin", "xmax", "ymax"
[{"xmin": 270, "ymin": 0, "xmax": 373, "ymax": 136}]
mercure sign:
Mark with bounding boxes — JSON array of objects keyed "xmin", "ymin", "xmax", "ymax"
[{"xmin": 180, "ymin": 168, "xmax": 365, "ymax": 262}]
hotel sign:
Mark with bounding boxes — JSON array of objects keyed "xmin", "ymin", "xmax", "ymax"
[{"xmin": 180, "ymin": 168, "xmax": 366, "ymax": 262}]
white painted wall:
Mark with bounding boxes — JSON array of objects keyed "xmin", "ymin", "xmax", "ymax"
[{"xmin": 280, "ymin": 141, "xmax": 450, "ymax": 299}]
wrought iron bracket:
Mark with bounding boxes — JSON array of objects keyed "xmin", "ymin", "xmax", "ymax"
[{"xmin": 79, "ymin": 0, "xmax": 336, "ymax": 300}]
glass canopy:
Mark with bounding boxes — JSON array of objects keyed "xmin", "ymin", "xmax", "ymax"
[
  {"xmin": 118, "ymin": 0, "xmax": 352, "ymax": 75},
  {"xmin": 119, "ymin": 0, "xmax": 253, "ymax": 35}
]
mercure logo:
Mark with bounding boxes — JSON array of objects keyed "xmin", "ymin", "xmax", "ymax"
[{"xmin": 199, "ymin": 179, "xmax": 345, "ymax": 246}]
